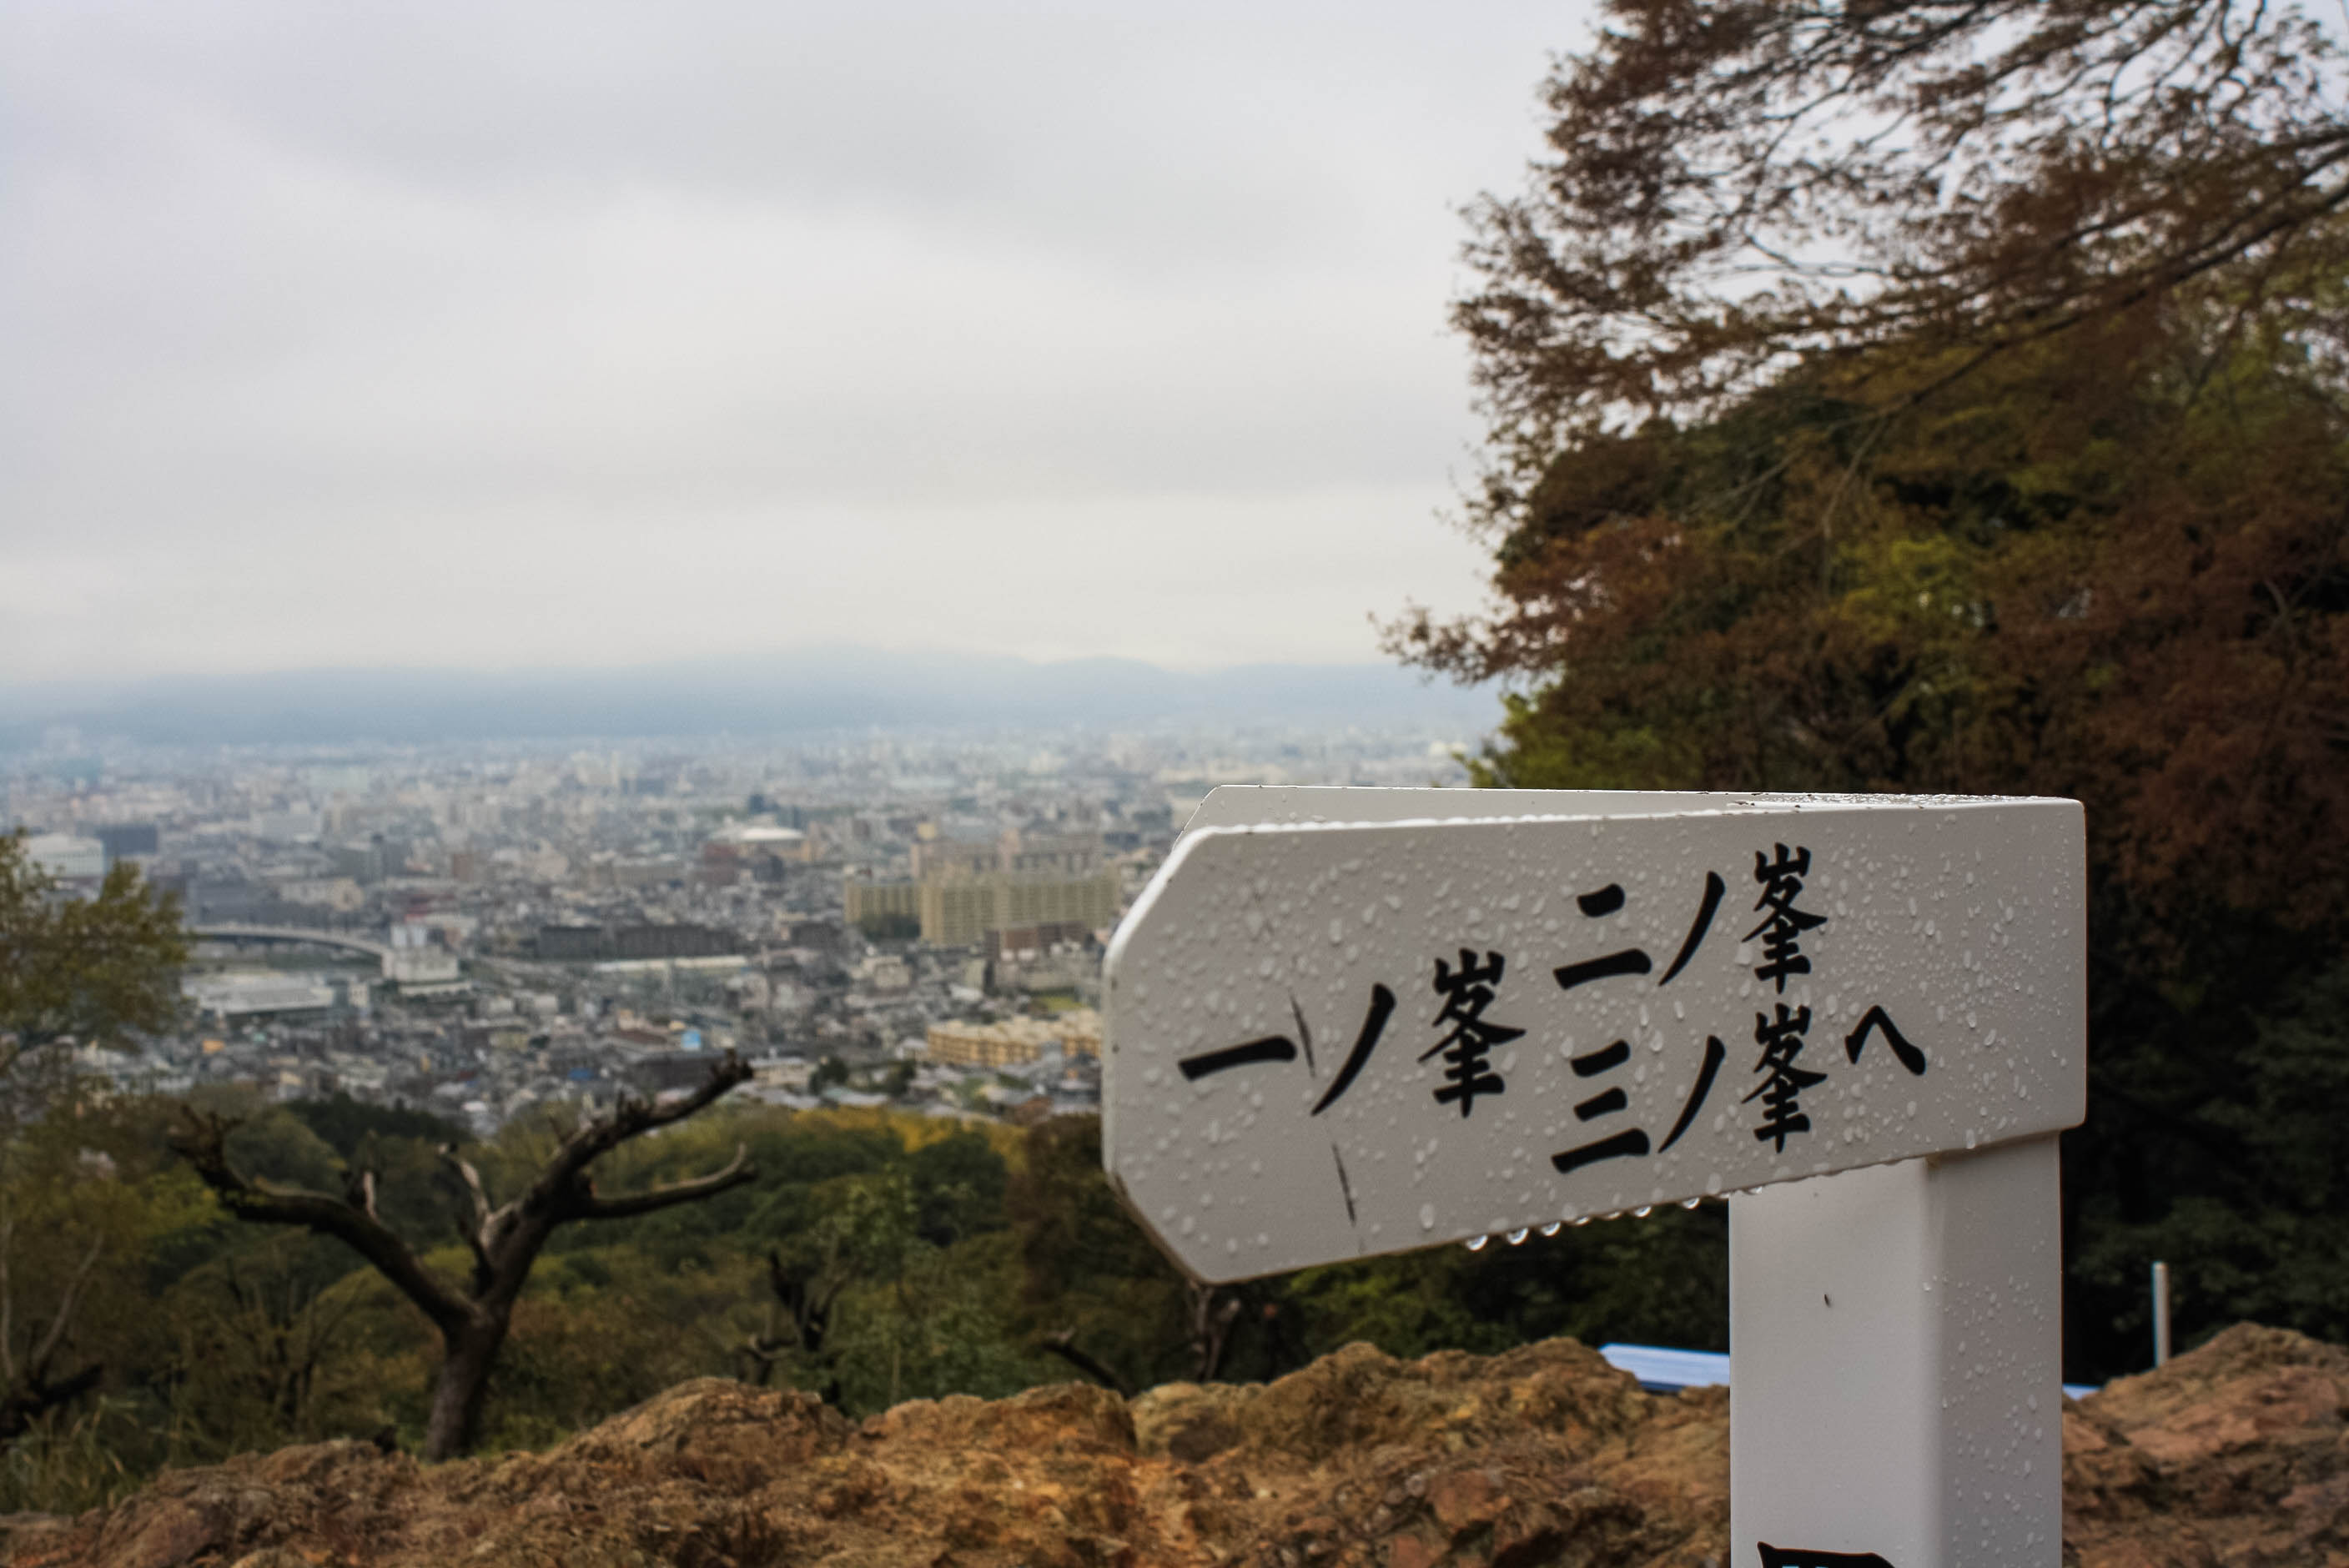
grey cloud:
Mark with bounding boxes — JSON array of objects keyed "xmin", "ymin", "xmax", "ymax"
[{"xmin": 0, "ymin": 0, "xmax": 1589, "ymax": 679}]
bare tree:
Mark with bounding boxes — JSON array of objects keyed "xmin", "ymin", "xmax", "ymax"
[{"xmin": 174, "ymin": 1057, "xmax": 756, "ymax": 1460}]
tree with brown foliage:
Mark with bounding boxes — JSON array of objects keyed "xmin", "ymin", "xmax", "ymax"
[
  {"xmin": 1452, "ymin": 0, "xmax": 2349, "ymax": 447},
  {"xmin": 1396, "ymin": 1, "xmax": 2349, "ymax": 1379},
  {"xmin": 174, "ymin": 1058, "xmax": 755, "ymax": 1460}
]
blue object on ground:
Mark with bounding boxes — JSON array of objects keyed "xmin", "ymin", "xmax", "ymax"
[
  {"xmin": 1599, "ymin": 1344, "xmax": 1729, "ymax": 1393},
  {"xmin": 1599, "ymin": 1343, "xmax": 2097, "ymax": 1400}
]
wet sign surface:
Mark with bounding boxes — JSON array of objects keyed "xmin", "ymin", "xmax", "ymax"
[{"xmin": 1103, "ymin": 790, "xmax": 2084, "ymax": 1284}]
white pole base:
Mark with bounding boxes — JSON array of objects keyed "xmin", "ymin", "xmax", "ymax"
[{"xmin": 1730, "ymin": 1135, "xmax": 2064, "ymax": 1568}]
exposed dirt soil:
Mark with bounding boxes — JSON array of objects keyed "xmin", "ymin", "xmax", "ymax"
[{"xmin": 5, "ymin": 1323, "xmax": 2342, "ymax": 1568}]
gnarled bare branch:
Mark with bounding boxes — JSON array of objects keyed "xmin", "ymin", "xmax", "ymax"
[
  {"xmin": 171, "ymin": 1108, "xmax": 472, "ymax": 1336},
  {"xmin": 524, "ymin": 1053, "xmax": 755, "ymax": 1219},
  {"xmin": 568, "ymin": 1143, "xmax": 754, "ymax": 1220}
]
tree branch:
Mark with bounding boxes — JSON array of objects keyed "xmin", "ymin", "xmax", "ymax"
[
  {"xmin": 437, "ymin": 1144, "xmax": 497, "ymax": 1284},
  {"xmin": 568, "ymin": 1143, "xmax": 756, "ymax": 1220},
  {"xmin": 525, "ymin": 1053, "xmax": 754, "ymax": 1218},
  {"xmin": 341, "ymin": 1166, "xmax": 380, "ymax": 1224},
  {"xmin": 173, "ymin": 1109, "xmax": 474, "ymax": 1335},
  {"xmin": 26, "ymin": 1237, "xmax": 103, "ymax": 1384},
  {"xmin": 1037, "ymin": 1329, "xmax": 1134, "ymax": 1398}
]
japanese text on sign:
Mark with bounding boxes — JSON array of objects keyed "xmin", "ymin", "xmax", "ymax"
[{"xmin": 1103, "ymin": 796, "xmax": 2085, "ymax": 1282}]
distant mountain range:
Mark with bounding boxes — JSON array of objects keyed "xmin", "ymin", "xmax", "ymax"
[{"xmin": 0, "ymin": 648, "xmax": 1497, "ymax": 748}]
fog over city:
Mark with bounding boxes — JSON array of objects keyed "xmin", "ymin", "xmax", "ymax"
[{"xmin": 3, "ymin": 0, "xmax": 1592, "ymax": 683}]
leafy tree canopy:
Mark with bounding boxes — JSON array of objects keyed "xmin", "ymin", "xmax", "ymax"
[
  {"xmin": 1396, "ymin": 0, "xmax": 2349, "ymax": 1381},
  {"xmin": 0, "ymin": 832, "xmax": 189, "ymax": 1071},
  {"xmin": 1453, "ymin": 0, "xmax": 2349, "ymax": 445}
]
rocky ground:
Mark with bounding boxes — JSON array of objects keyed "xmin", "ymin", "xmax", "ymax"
[{"xmin": 4, "ymin": 1323, "xmax": 2344, "ymax": 1568}]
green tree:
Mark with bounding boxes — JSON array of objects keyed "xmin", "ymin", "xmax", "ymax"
[
  {"xmin": 1007, "ymin": 1117, "xmax": 1192, "ymax": 1392},
  {"xmin": 0, "ymin": 832, "xmax": 190, "ymax": 1442},
  {"xmin": 908, "ymin": 1130, "xmax": 1008, "ymax": 1248},
  {"xmin": 0, "ymin": 831, "xmax": 188, "ymax": 1076},
  {"xmin": 0, "ymin": 1092, "xmax": 213, "ymax": 1450},
  {"xmin": 158, "ymin": 1231, "xmax": 388, "ymax": 1460}
]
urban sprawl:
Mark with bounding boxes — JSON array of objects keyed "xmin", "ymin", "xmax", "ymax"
[{"xmin": 5, "ymin": 726, "xmax": 1469, "ymax": 1134}]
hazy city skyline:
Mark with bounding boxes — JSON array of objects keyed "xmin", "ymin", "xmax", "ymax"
[{"xmin": 3, "ymin": 1, "xmax": 1596, "ymax": 685}]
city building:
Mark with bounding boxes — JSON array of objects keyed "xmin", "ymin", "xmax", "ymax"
[
  {"xmin": 184, "ymin": 972, "xmax": 345, "ymax": 1019},
  {"xmin": 857, "ymin": 827, "xmax": 1120, "ymax": 946},
  {"xmin": 533, "ymin": 923, "xmax": 739, "ymax": 962},
  {"xmin": 843, "ymin": 877, "xmax": 921, "ymax": 929},
  {"xmin": 96, "ymin": 822, "xmax": 160, "ymax": 866},
  {"xmin": 924, "ymin": 1008, "xmax": 1102, "ymax": 1068},
  {"xmin": 23, "ymin": 832, "xmax": 104, "ymax": 882}
]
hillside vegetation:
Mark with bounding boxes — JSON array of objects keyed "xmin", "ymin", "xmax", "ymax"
[{"xmin": 1, "ymin": 1098, "xmax": 1726, "ymax": 1515}]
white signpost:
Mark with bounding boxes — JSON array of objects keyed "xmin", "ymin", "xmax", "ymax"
[{"xmin": 1103, "ymin": 787, "xmax": 2085, "ymax": 1568}]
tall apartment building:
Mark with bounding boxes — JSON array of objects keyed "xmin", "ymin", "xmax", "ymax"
[
  {"xmin": 850, "ymin": 828, "xmax": 1119, "ymax": 947},
  {"xmin": 843, "ymin": 877, "xmax": 922, "ymax": 927}
]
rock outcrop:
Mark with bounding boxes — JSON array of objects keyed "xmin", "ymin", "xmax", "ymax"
[{"xmin": 6, "ymin": 1324, "xmax": 2344, "ymax": 1568}]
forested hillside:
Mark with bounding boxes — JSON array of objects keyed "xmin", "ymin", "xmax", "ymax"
[{"xmin": 1, "ymin": 1092, "xmax": 1725, "ymax": 1514}]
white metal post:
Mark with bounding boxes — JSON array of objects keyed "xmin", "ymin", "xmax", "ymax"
[
  {"xmin": 1730, "ymin": 1134, "xmax": 2065, "ymax": 1568},
  {"xmin": 2151, "ymin": 1260, "xmax": 2171, "ymax": 1367}
]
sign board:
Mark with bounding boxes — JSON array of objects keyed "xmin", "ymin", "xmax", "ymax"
[
  {"xmin": 1103, "ymin": 787, "xmax": 2087, "ymax": 1568},
  {"xmin": 1103, "ymin": 787, "xmax": 2083, "ymax": 1282}
]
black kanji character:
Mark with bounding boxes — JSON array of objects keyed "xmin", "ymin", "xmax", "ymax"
[
  {"xmin": 1554, "ymin": 882, "xmax": 1653, "ymax": 990},
  {"xmin": 1744, "ymin": 1003, "xmax": 1824, "ymax": 1153},
  {"xmin": 1746, "ymin": 844, "xmax": 1826, "ymax": 993},
  {"xmin": 1547, "ymin": 873, "xmax": 1736, "ymax": 1176},
  {"xmin": 1178, "ymin": 1035, "xmax": 1297, "ymax": 1080},
  {"xmin": 1421, "ymin": 949, "xmax": 1520, "ymax": 1116}
]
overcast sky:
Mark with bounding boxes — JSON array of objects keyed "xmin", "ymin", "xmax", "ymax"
[{"xmin": 0, "ymin": 2, "xmax": 1594, "ymax": 682}]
